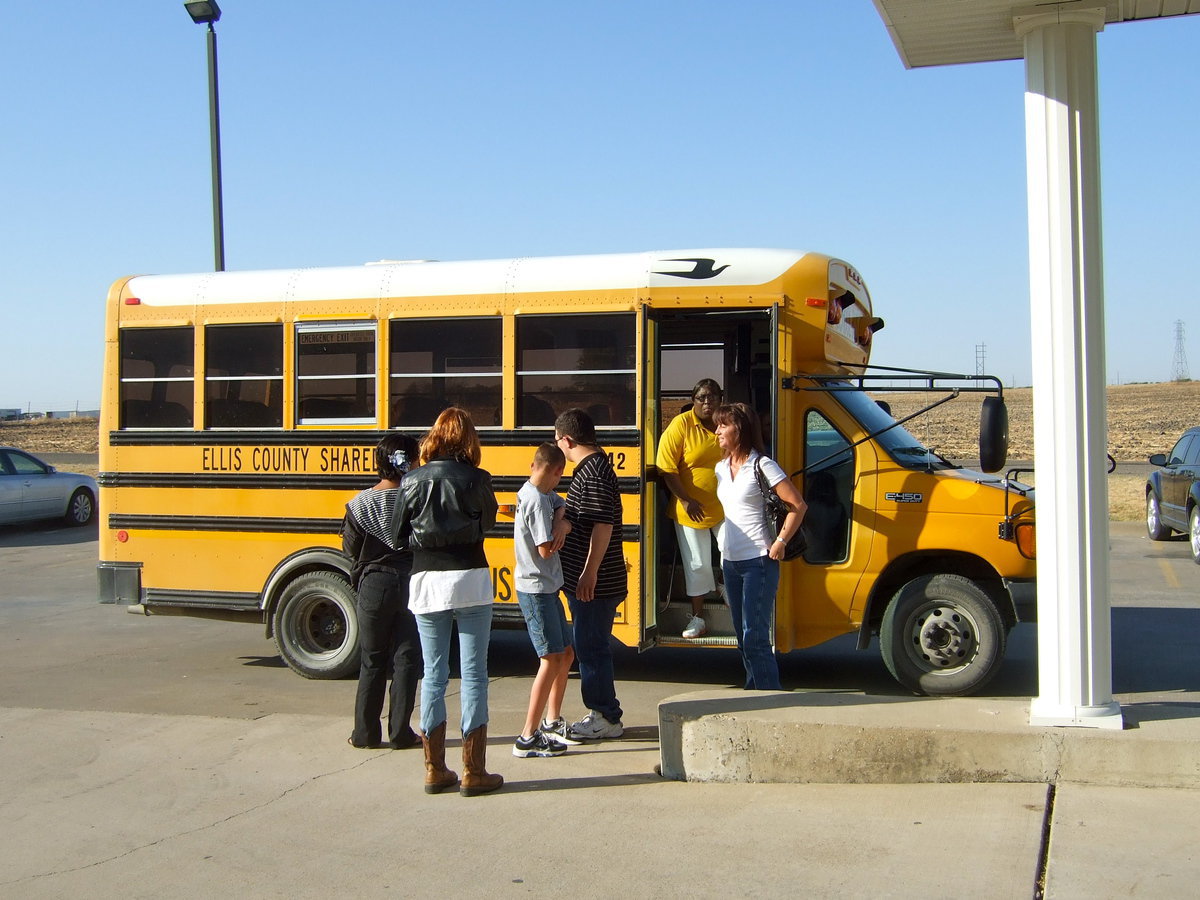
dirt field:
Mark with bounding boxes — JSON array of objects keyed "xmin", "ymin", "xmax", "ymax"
[
  {"xmin": 878, "ymin": 380, "xmax": 1199, "ymax": 462},
  {"xmin": 3, "ymin": 380, "xmax": 1196, "ymax": 522},
  {"xmin": 880, "ymin": 380, "xmax": 1198, "ymax": 521}
]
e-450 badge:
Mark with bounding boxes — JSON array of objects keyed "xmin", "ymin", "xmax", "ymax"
[{"xmin": 885, "ymin": 492, "xmax": 924, "ymax": 504}]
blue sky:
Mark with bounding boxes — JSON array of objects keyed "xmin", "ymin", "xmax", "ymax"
[{"xmin": 3, "ymin": 2, "xmax": 1197, "ymax": 411}]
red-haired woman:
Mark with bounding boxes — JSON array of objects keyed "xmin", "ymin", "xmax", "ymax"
[
  {"xmin": 712, "ymin": 402, "xmax": 807, "ymax": 690},
  {"xmin": 392, "ymin": 407, "xmax": 502, "ymax": 796}
]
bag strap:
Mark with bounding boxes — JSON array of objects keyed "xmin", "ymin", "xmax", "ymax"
[{"xmin": 752, "ymin": 455, "xmax": 776, "ymax": 507}]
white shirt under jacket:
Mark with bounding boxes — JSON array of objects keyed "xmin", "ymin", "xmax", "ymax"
[{"xmin": 714, "ymin": 450, "xmax": 786, "ymax": 562}]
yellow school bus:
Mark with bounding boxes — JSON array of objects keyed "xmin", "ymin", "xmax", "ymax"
[{"xmin": 98, "ymin": 249, "xmax": 1035, "ymax": 695}]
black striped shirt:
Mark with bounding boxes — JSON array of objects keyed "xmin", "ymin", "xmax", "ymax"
[{"xmin": 560, "ymin": 451, "xmax": 627, "ymax": 599}]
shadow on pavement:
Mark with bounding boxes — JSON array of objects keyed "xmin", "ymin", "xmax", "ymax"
[{"xmin": 0, "ymin": 519, "xmax": 98, "ymax": 548}]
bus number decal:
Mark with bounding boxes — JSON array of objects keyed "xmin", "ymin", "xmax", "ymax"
[{"xmin": 607, "ymin": 451, "xmax": 627, "ymax": 471}]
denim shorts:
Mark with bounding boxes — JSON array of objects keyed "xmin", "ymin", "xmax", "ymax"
[{"xmin": 516, "ymin": 590, "xmax": 573, "ymax": 658}]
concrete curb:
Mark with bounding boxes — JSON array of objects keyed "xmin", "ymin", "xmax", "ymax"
[{"xmin": 659, "ymin": 690, "xmax": 1200, "ymax": 788}]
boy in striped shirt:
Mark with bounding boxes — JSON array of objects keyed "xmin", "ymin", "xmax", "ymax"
[{"xmin": 553, "ymin": 408, "xmax": 626, "ymax": 741}]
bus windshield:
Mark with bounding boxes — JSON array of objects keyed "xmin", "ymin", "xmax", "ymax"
[{"xmin": 833, "ymin": 386, "xmax": 956, "ymax": 471}]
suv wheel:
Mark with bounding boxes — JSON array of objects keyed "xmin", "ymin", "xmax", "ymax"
[
  {"xmin": 1190, "ymin": 507, "xmax": 1200, "ymax": 566},
  {"xmin": 1146, "ymin": 492, "xmax": 1172, "ymax": 541}
]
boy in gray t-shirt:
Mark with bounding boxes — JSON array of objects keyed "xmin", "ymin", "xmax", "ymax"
[{"xmin": 512, "ymin": 443, "xmax": 578, "ymax": 757}]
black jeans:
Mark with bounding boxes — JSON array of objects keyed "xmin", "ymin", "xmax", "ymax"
[{"xmin": 351, "ymin": 568, "xmax": 421, "ymax": 747}]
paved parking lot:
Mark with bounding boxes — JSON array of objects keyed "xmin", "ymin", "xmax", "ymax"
[{"xmin": 1, "ymin": 519, "xmax": 1197, "ymax": 897}]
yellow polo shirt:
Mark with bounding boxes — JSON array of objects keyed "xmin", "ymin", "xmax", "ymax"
[{"xmin": 655, "ymin": 407, "xmax": 724, "ymax": 529}]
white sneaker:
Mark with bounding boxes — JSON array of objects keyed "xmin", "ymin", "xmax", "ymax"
[
  {"xmin": 567, "ymin": 711, "xmax": 624, "ymax": 741},
  {"xmin": 512, "ymin": 730, "xmax": 567, "ymax": 758},
  {"xmin": 682, "ymin": 615, "xmax": 707, "ymax": 638},
  {"xmin": 540, "ymin": 717, "xmax": 583, "ymax": 745}
]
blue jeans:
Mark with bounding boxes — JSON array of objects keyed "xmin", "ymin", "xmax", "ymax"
[
  {"xmin": 565, "ymin": 590, "xmax": 623, "ymax": 723},
  {"xmin": 414, "ymin": 603, "xmax": 493, "ymax": 736},
  {"xmin": 721, "ymin": 555, "xmax": 782, "ymax": 690}
]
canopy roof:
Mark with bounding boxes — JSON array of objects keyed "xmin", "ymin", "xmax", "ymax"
[{"xmin": 872, "ymin": 0, "xmax": 1200, "ymax": 67}]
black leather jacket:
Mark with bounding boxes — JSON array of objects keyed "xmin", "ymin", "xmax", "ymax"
[{"xmin": 391, "ymin": 456, "xmax": 497, "ymax": 573}]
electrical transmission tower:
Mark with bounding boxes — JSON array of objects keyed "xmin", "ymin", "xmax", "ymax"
[
  {"xmin": 975, "ymin": 342, "xmax": 986, "ymax": 386},
  {"xmin": 1172, "ymin": 320, "xmax": 1190, "ymax": 382}
]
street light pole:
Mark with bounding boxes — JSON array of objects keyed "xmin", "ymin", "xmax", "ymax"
[{"xmin": 184, "ymin": 1, "xmax": 225, "ymax": 272}]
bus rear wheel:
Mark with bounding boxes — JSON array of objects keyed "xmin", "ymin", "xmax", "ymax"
[
  {"xmin": 880, "ymin": 574, "xmax": 1005, "ymax": 697},
  {"xmin": 273, "ymin": 572, "xmax": 360, "ymax": 679}
]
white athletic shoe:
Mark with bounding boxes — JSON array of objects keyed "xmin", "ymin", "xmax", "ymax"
[{"xmin": 567, "ymin": 711, "xmax": 624, "ymax": 741}]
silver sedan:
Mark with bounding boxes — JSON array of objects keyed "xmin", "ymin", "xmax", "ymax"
[{"xmin": 0, "ymin": 446, "xmax": 97, "ymax": 526}]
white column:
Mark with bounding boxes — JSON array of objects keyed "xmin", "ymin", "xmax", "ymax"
[{"xmin": 1015, "ymin": 4, "xmax": 1121, "ymax": 728}]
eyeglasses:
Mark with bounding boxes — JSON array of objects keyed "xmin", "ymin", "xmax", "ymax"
[{"xmin": 693, "ymin": 393, "xmax": 722, "ymax": 403}]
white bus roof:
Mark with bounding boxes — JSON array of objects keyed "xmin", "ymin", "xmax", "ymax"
[{"xmin": 122, "ymin": 248, "xmax": 819, "ymax": 306}]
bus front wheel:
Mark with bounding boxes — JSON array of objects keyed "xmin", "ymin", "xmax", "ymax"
[
  {"xmin": 272, "ymin": 572, "xmax": 360, "ymax": 679},
  {"xmin": 880, "ymin": 574, "xmax": 1005, "ymax": 697}
]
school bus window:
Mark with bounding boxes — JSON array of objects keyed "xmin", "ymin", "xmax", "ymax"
[
  {"xmin": 389, "ymin": 318, "xmax": 502, "ymax": 428},
  {"xmin": 516, "ymin": 314, "xmax": 636, "ymax": 427},
  {"xmin": 205, "ymin": 324, "xmax": 283, "ymax": 429},
  {"xmin": 804, "ymin": 410, "xmax": 852, "ymax": 563},
  {"xmin": 296, "ymin": 322, "xmax": 376, "ymax": 424},
  {"xmin": 119, "ymin": 326, "xmax": 195, "ymax": 429}
]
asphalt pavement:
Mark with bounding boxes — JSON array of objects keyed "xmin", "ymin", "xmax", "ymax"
[{"xmin": 0, "ymin": 521, "xmax": 1197, "ymax": 898}]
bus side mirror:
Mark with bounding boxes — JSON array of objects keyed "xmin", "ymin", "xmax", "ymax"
[{"xmin": 979, "ymin": 396, "xmax": 1008, "ymax": 473}]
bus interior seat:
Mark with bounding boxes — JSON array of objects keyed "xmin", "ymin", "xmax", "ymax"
[
  {"xmin": 586, "ymin": 403, "xmax": 611, "ymax": 426},
  {"xmin": 520, "ymin": 394, "xmax": 556, "ymax": 427},
  {"xmin": 208, "ymin": 399, "xmax": 277, "ymax": 428},
  {"xmin": 299, "ymin": 398, "xmax": 356, "ymax": 419},
  {"xmin": 804, "ymin": 469, "xmax": 850, "ymax": 562},
  {"xmin": 122, "ymin": 399, "xmax": 192, "ymax": 428},
  {"xmin": 391, "ymin": 395, "xmax": 439, "ymax": 428}
]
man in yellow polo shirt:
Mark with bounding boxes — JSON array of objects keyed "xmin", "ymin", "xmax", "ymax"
[{"xmin": 655, "ymin": 379, "xmax": 725, "ymax": 638}]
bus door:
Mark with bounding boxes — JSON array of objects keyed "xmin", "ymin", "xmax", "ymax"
[
  {"xmin": 644, "ymin": 307, "xmax": 775, "ymax": 648},
  {"xmin": 774, "ymin": 396, "xmax": 878, "ymax": 651}
]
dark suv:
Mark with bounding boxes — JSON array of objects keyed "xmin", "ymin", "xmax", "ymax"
[{"xmin": 1146, "ymin": 426, "xmax": 1200, "ymax": 564}]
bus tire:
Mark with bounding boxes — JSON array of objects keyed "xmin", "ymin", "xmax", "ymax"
[
  {"xmin": 64, "ymin": 487, "xmax": 96, "ymax": 526},
  {"xmin": 880, "ymin": 574, "xmax": 1005, "ymax": 697},
  {"xmin": 272, "ymin": 571, "xmax": 360, "ymax": 679}
]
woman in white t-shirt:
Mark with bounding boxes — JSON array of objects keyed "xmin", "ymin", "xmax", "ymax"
[{"xmin": 713, "ymin": 402, "xmax": 807, "ymax": 690}]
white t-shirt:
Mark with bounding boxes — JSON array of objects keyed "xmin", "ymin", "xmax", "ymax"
[
  {"xmin": 714, "ymin": 450, "xmax": 786, "ymax": 562},
  {"xmin": 514, "ymin": 480, "xmax": 565, "ymax": 593}
]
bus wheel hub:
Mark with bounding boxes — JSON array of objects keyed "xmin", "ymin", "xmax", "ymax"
[{"xmin": 914, "ymin": 607, "xmax": 974, "ymax": 668}]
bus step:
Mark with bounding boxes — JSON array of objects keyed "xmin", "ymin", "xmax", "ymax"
[{"xmin": 656, "ymin": 635, "xmax": 738, "ymax": 648}]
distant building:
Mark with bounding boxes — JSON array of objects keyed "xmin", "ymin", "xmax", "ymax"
[{"xmin": 48, "ymin": 410, "xmax": 100, "ymax": 419}]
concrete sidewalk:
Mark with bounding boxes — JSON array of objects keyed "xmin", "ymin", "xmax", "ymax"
[
  {"xmin": 1, "ymin": 705, "xmax": 1197, "ymax": 899},
  {"xmin": 659, "ymin": 690, "xmax": 1200, "ymax": 788}
]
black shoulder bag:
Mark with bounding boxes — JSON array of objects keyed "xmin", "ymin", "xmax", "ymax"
[{"xmin": 753, "ymin": 456, "xmax": 808, "ymax": 561}]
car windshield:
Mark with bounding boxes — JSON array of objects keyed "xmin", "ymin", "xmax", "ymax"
[{"xmin": 829, "ymin": 385, "xmax": 957, "ymax": 471}]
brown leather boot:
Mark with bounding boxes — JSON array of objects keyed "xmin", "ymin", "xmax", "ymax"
[
  {"xmin": 420, "ymin": 722, "xmax": 459, "ymax": 794},
  {"xmin": 460, "ymin": 725, "xmax": 503, "ymax": 797}
]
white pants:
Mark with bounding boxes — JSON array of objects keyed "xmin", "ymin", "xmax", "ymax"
[{"xmin": 674, "ymin": 520, "xmax": 721, "ymax": 598}]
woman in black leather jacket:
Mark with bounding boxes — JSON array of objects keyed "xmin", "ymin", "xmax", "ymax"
[{"xmin": 392, "ymin": 407, "xmax": 502, "ymax": 796}]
